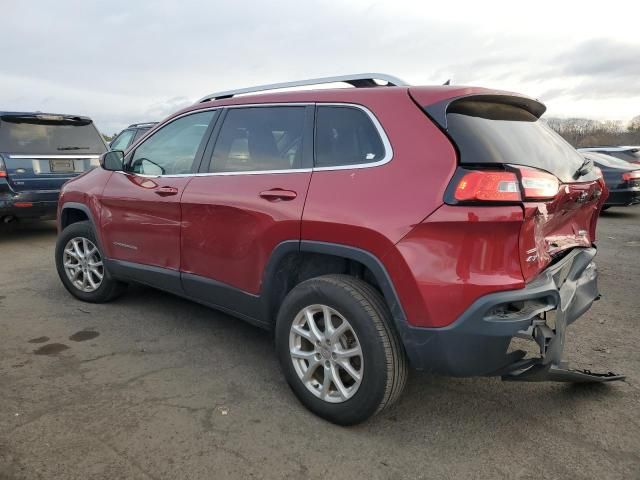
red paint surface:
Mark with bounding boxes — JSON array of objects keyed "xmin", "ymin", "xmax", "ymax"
[
  {"xmin": 385, "ymin": 205, "xmax": 526, "ymax": 328},
  {"xmin": 99, "ymin": 172, "xmax": 193, "ymax": 269},
  {"xmin": 180, "ymin": 172, "xmax": 311, "ymax": 293},
  {"xmin": 518, "ymin": 180, "xmax": 605, "ymax": 281}
]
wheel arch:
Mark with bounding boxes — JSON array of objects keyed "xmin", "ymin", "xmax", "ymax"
[
  {"xmin": 60, "ymin": 202, "xmax": 93, "ymax": 229},
  {"xmin": 59, "ymin": 202, "xmax": 105, "ymax": 253},
  {"xmin": 260, "ymin": 240, "xmax": 408, "ymax": 331}
]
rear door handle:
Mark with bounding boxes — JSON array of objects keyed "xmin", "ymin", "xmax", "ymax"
[
  {"xmin": 259, "ymin": 189, "xmax": 297, "ymax": 201},
  {"xmin": 155, "ymin": 186, "xmax": 179, "ymax": 197}
]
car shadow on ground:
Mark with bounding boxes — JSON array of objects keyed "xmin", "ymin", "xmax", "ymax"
[
  {"xmin": 0, "ymin": 220, "xmax": 57, "ymax": 243},
  {"xmin": 102, "ymin": 283, "xmax": 623, "ymax": 435}
]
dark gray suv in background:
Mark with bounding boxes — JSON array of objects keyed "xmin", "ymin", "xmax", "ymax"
[{"xmin": 109, "ymin": 122, "xmax": 157, "ymax": 151}]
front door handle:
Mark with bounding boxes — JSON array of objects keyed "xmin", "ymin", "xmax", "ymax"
[
  {"xmin": 155, "ymin": 186, "xmax": 179, "ymax": 197},
  {"xmin": 259, "ymin": 189, "xmax": 297, "ymax": 201}
]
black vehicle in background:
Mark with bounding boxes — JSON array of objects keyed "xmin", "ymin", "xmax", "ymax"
[
  {"xmin": 579, "ymin": 147, "xmax": 640, "ymax": 165},
  {"xmin": 109, "ymin": 122, "xmax": 157, "ymax": 151},
  {"xmin": 0, "ymin": 112, "xmax": 107, "ymax": 223},
  {"xmin": 580, "ymin": 151, "xmax": 640, "ymax": 208}
]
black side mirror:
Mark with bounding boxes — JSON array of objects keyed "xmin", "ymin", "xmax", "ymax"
[{"xmin": 100, "ymin": 150, "xmax": 125, "ymax": 171}]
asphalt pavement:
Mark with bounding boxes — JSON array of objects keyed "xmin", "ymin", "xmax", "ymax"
[{"xmin": 1, "ymin": 210, "xmax": 639, "ymax": 479}]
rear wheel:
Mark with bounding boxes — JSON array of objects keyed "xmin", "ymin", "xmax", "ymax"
[
  {"xmin": 55, "ymin": 221, "xmax": 126, "ymax": 303},
  {"xmin": 275, "ymin": 274, "xmax": 407, "ymax": 425}
]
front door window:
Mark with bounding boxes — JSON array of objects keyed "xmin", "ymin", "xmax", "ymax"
[{"xmin": 130, "ymin": 110, "xmax": 216, "ymax": 175}]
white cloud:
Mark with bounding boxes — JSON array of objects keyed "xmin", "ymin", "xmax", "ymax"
[{"xmin": 2, "ymin": 0, "xmax": 639, "ymax": 132}]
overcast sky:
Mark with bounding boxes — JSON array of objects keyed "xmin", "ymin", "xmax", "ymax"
[{"xmin": 2, "ymin": 0, "xmax": 639, "ymax": 134}]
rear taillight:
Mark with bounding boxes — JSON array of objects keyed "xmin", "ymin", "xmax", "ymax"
[
  {"xmin": 622, "ymin": 171, "xmax": 640, "ymax": 182},
  {"xmin": 450, "ymin": 166, "xmax": 560, "ymax": 204},
  {"xmin": 0, "ymin": 156, "xmax": 6, "ymax": 178},
  {"xmin": 517, "ymin": 167, "xmax": 560, "ymax": 200},
  {"xmin": 454, "ymin": 171, "xmax": 520, "ymax": 202}
]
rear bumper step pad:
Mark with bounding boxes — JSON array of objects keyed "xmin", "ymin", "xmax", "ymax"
[{"xmin": 502, "ymin": 363, "xmax": 625, "ymax": 383}]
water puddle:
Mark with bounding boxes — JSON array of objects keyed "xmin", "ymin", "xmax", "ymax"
[
  {"xmin": 33, "ymin": 343, "xmax": 69, "ymax": 355},
  {"xmin": 28, "ymin": 336, "xmax": 50, "ymax": 344},
  {"xmin": 69, "ymin": 330, "xmax": 100, "ymax": 342}
]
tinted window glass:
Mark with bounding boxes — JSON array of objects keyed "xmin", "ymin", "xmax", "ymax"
[
  {"xmin": 130, "ymin": 111, "xmax": 214, "ymax": 175},
  {"xmin": 132, "ymin": 128, "xmax": 151, "ymax": 142},
  {"xmin": 0, "ymin": 115, "xmax": 106, "ymax": 154},
  {"xmin": 315, "ymin": 106, "xmax": 385, "ymax": 168},
  {"xmin": 585, "ymin": 152, "xmax": 635, "ymax": 169},
  {"xmin": 210, "ymin": 107, "xmax": 305, "ymax": 172},
  {"xmin": 606, "ymin": 150, "xmax": 640, "ymax": 162},
  {"xmin": 444, "ymin": 100, "xmax": 586, "ymax": 183},
  {"xmin": 110, "ymin": 129, "xmax": 135, "ymax": 151}
]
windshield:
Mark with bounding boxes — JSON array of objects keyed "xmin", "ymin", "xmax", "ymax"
[
  {"xmin": 0, "ymin": 115, "xmax": 107, "ymax": 154},
  {"xmin": 444, "ymin": 100, "xmax": 587, "ymax": 183}
]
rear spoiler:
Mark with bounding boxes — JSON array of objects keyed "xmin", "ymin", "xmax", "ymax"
[
  {"xmin": 0, "ymin": 114, "xmax": 92, "ymax": 126},
  {"xmin": 423, "ymin": 94, "xmax": 547, "ymax": 130}
]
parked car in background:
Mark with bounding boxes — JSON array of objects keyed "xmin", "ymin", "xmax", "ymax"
[
  {"xmin": 579, "ymin": 146, "xmax": 640, "ymax": 164},
  {"xmin": 580, "ymin": 151, "xmax": 640, "ymax": 209},
  {"xmin": 0, "ymin": 111, "xmax": 107, "ymax": 223},
  {"xmin": 109, "ymin": 122, "xmax": 157, "ymax": 151},
  {"xmin": 55, "ymin": 73, "xmax": 622, "ymax": 425}
]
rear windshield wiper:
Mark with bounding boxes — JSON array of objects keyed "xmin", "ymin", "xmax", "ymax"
[
  {"xmin": 574, "ymin": 157, "xmax": 594, "ymax": 179},
  {"xmin": 57, "ymin": 146, "xmax": 90, "ymax": 151}
]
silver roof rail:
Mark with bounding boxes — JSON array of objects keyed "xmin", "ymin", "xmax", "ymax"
[
  {"xmin": 127, "ymin": 122, "xmax": 158, "ymax": 128},
  {"xmin": 197, "ymin": 73, "xmax": 408, "ymax": 103}
]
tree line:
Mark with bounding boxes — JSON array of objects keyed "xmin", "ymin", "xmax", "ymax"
[{"xmin": 545, "ymin": 115, "xmax": 640, "ymax": 148}]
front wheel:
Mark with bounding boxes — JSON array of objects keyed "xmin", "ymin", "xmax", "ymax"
[
  {"xmin": 55, "ymin": 221, "xmax": 127, "ymax": 303},
  {"xmin": 275, "ymin": 274, "xmax": 408, "ymax": 425}
]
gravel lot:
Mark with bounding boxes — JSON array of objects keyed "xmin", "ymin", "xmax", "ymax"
[{"xmin": 1, "ymin": 210, "xmax": 639, "ymax": 480}]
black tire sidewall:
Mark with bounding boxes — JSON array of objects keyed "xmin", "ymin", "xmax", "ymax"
[
  {"xmin": 275, "ymin": 277, "xmax": 391, "ymax": 425},
  {"xmin": 55, "ymin": 222, "xmax": 119, "ymax": 302}
]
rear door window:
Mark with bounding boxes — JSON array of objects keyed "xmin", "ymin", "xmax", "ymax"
[
  {"xmin": 129, "ymin": 110, "xmax": 216, "ymax": 175},
  {"xmin": 209, "ymin": 106, "xmax": 306, "ymax": 173},
  {"xmin": 314, "ymin": 106, "xmax": 386, "ymax": 168},
  {"xmin": 444, "ymin": 100, "xmax": 585, "ymax": 183}
]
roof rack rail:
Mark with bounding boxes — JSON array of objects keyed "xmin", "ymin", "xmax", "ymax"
[
  {"xmin": 127, "ymin": 122, "xmax": 158, "ymax": 128},
  {"xmin": 197, "ymin": 73, "xmax": 408, "ymax": 103}
]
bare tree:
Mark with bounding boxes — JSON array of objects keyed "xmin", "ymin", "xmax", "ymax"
[{"xmin": 544, "ymin": 116, "xmax": 640, "ymax": 147}]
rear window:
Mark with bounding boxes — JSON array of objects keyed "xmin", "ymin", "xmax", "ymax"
[
  {"xmin": 444, "ymin": 100, "xmax": 585, "ymax": 182},
  {"xmin": 0, "ymin": 114, "xmax": 106, "ymax": 154}
]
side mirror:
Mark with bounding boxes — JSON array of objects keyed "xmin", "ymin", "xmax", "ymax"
[{"xmin": 100, "ymin": 150, "xmax": 125, "ymax": 171}]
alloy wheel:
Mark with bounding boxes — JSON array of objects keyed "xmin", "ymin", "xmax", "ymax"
[
  {"xmin": 63, "ymin": 237, "xmax": 104, "ymax": 293},
  {"xmin": 289, "ymin": 304, "xmax": 364, "ymax": 403}
]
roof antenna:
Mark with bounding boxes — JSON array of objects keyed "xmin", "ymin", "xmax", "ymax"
[{"xmin": 443, "ymin": 79, "xmax": 451, "ymax": 85}]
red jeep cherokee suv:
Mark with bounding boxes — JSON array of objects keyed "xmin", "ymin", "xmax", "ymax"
[{"xmin": 55, "ymin": 74, "xmax": 622, "ymax": 425}]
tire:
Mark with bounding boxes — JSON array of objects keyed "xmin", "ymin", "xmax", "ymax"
[
  {"xmin": 275, "ymin": 274, "xmax": 408, "ymax": 425},
  {"xmin": 55, "ymin": 221, "xmax": 127, "ymax": 303}
]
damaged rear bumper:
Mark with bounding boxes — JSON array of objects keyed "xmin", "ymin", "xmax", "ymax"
[{"xmin": 400, "ymin": 247, "xmax": 624, "ymax": 382}]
